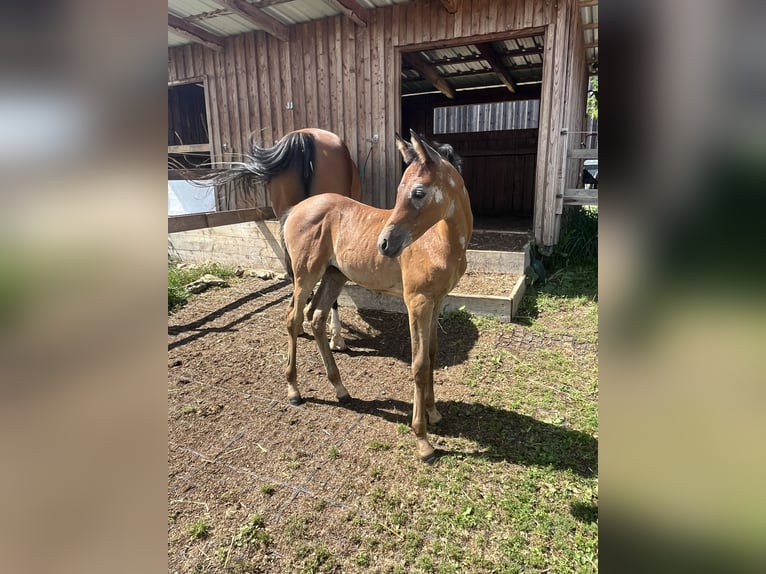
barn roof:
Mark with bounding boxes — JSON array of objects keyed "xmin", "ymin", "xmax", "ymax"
[{"xmin": 168, "ymin": 1, "xmax": 598, "ymax": 94}]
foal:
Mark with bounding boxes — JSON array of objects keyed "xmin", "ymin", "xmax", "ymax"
[{"xmin": 280, "ymin": 131, "xmax": 473, "ymax": 462}]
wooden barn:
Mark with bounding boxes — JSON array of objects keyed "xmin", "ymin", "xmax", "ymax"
[{"xmin": 168, "ymin": 0, "xmax": 598, "ymax": 249}]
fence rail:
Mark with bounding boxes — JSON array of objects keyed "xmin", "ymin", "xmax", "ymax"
[{"xmin": 557, "ymin": 129, "xmax": 598, "ymax": 207}]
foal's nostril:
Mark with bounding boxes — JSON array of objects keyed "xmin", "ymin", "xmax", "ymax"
[{"xmin": 380, "ymin": 238, "xmax": 388, "ymax": 252}]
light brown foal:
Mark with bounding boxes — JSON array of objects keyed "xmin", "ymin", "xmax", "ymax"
[{"xmin": 280, "ymin": 131, "xmax": 473, "ymax": 462}]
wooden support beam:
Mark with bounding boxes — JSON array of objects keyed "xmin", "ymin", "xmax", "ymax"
[
  {"xmin": 324, "ymin": 0, "xmax": 368, "ymax": 27},
  {"xmin": 476, "ymin": 43, "xmax": 517, "ymax": 94},
  {"xmin": 568, "ymin": 148, "xmax": 599, "ymax": 160},
  {"xmin": 439, "ymin": 0, "xmax": 459, "ymax": 13},
  {"xmin": 168, "ymin": 207, "xmax": 276, "ymax": 234},
  {"xmin": 168, "ymin": 13, "xmax": 224, "ymax": 51},
  {"xmin": 214, "ymin": 0, "xmax": 288, "ymax": 41},
  {"xmin": 168, "ymin": 144, "xmax": 211, "ymax": 154},
  {"xmin": 558, "ymin": 189, "xmax": 598, "ymax": 205},
  {"xmin": 401, "ymin": 51, "xmax": 455, "ymax": 99}
]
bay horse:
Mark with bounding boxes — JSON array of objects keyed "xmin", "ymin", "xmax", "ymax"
[
  {"xmin": 211, "ymin": 128, "xmax": 362, "ymax": 350},
  {"xmin": 280, "ymin": 131, "xmax": 473, "ymax": 463}
]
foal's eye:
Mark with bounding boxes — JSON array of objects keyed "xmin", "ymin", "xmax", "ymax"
[{"xmin": 411, "ymin": 188, "xmax": 427, "ymax": 200}]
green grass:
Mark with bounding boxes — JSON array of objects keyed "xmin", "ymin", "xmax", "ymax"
[
  {"xmin": 337, "ymin": 255, "xmax": 598, "ymax": 573},
  {"xmin": 233, "ymin": 514, "xmax": 270, "ymax": 548},
  {"xmin": 188, "ymin": 518, "xmax": 210, "ymax": 540},
  {"xmin": 168, "ymin": 262, "xmax": 235, "ymax": 312},
  {"xmin": 259, "ymin": 483, "xmax": 275, "ymax": 496}
]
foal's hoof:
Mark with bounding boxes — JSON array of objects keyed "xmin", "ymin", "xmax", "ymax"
[
  {"xmin": 289, "ymin": 396, "xmax": 303, "ymax": 406},
  {"xmin": 337, "ymin": 393, "xmax": 352, "ymax": 404},
  {"xmin": 420, "ymin": 451, "xmax": 438, "ymax": 465},
  {"xmin": 329, "ymin": 338, "xmax": 348, "ymax": 352}
]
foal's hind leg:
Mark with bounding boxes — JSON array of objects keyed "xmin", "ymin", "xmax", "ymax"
[
  {"xmin": 285, "ymin": 279, "xmax": 315, "ymax": 406},
  {"xmin": 309, "ymin": 268, "xmax": 351, "ymax": 402},
  {"xmin": 424, "ymin": 301, "xmax": 443, "ymax": 425},
  {"xmin": 328, "ymin": 300, "xmax": 348, "ymax": 351}
]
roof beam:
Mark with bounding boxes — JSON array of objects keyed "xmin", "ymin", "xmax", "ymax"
[
  {"xmin": 401, "ymin": 51, "xmax": 455, "ymax": 99},
  {"xmin": 439, "ymin": 0, "xmax": 459, "ymax": 13},
  {"xmin": 168, "ymin": 13, "xmax": 224, "ymax": 51},
  {"xmin": 421, "ymin": 46, "xmax": 544, "ymax": 67},
  {"xmin": 476, "ymin": 43, "xmax": 517, "ymax": 94},
  {"xmin": 324, "ymin": 0, "xmax": 368, "ymax": 27},
  {"xmin": 214, "ymin": 0, "xmax": 289, "ymax": 41}
]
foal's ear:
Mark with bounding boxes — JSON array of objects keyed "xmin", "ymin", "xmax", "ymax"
[
  {"xmin": 395, "ymin": 133, "xmax": 415, "ymax": 164},
  {"xmin": 409, "ymin": 129, "xmax": 440, "ymax": 165}
]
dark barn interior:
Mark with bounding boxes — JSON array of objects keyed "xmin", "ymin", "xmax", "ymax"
[{"xmin": 399, "ymin": 34, "xmax": 544, "ymax": 231}]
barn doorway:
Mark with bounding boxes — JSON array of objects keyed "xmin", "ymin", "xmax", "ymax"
[{"xmin": 399, "ymin": 33, "xmax": 544, "ymax": 234}]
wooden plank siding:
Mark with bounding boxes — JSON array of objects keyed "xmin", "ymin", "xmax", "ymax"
[{"xmin": 167, "ymin": 0, "xmax": 587, "ymax": 246}]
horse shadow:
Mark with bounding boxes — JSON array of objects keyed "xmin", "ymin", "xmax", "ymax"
[
  {"xmin": 168, "ymin": 279, "xmax": 291, "ymax": 351},
  {"xmin": 341, "ymin": 307, "xmax": 480, "ymax": 368},
  {"xmin": 306, "ymin": 395, "xmax": 597, "ymax": 478}
]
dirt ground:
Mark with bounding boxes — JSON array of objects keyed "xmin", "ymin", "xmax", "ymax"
[{"xmin": 168, "ymin": 274, "xmax": 593, "ymax": 572}]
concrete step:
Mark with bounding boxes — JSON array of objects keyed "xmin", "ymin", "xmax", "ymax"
[{"xmin": 338, "ymin": 273, "xmax": 526, "ymax": 323}]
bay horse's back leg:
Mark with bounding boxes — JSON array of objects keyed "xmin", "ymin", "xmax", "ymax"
[{"xmin": 309, "ymin": 268, "xmax": 351, "ymax": 402}]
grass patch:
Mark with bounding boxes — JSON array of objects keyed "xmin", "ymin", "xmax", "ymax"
[
  {"xmin": 188, "ymin": 518, "xmax": 210, "ymax": 540},
  {"xmin": 295, "ymin": 543, "xmax": 334, "ymax": 574},
  {"xmin": 327, "ymin": 445, "xmax": 340, "ymax": 459},
  {"xmin": 233, "ymin": 514, "xmax": 270, "ymax": 549},
  {"xmin": 168, "ymin": 262, "xmax": 235, "ymax": 312},
  {"xmin": 259, "ymin": 483, "xmax": 275, "ymax": 496},
  {"xmin": 368, "ymin": 440, "xmax": 391, "ymax": 451}
]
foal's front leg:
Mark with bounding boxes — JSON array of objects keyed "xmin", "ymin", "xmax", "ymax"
[{"xmin": 405, "ymin": 293, "xmax": 437, "ymax": 463}]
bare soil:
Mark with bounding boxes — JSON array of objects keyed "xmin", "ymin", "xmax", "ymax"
[
  {"xmin": 453, "ymin": 271, "xmax": 521, "ymax": 297},
  {"xmin": 467, "ymin": 230, "xmax": 531, "ymax": 252},
  {"xmin": 168, "ymin": 275, "xmax": 592, "ymax": 572}
]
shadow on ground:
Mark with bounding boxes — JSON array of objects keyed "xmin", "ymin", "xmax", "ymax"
[
  {"xmin": 344, "ymin": 307, "xmax": 480, "ymax": 367},
  {"xmin": 305, "ymin": 395, "xmax": 597, "ymax": 477},
  {"xmin": 168, "ymin": 280, "xmax": 291, "ymax": 350}
]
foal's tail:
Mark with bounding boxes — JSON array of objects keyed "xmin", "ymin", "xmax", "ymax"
[
  {"xmin": 279, "ymin": 209, "xmax": 295, "ymax": 284},
  {"xmin": 205, "ymin": 131, "xmax": 316, "ymax": 197}
]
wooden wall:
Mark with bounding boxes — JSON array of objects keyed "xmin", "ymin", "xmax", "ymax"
[{"xmin": 167, "ymin": 0, "xmax": 586, "ymax": 246}]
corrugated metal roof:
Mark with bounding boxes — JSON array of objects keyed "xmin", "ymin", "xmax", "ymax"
[
  {"xmin": 579, "ymin": 0, "xmax": 599, "ymax": 67},
  {"xmin": 168, "ymin": 1, "xmax": 597, "ymax": 79},
  {"xmin": 400, "ymin": 33, "xmax": 546, "ymax": 95}
]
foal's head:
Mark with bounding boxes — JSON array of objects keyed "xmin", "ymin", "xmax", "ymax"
[{"xmin": 377, "ymin": 131, "xmax": 464, "ymax": 258}]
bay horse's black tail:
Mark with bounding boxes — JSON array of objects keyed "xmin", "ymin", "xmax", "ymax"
[{"xmin": 204, "ymin": 131, "xmax": 316, "ymax": 198}]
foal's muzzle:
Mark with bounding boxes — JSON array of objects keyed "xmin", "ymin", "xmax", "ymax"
[{"xmin": 377, "ymin": 225, "xmax": 407, "ymax": 258}]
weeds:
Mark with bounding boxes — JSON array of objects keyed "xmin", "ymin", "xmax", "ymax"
[
  {"xmin": 259, "ymin": 483, "xmax": 275, "ymax": 496},
  {"xmin": 188, "ymin": 519, "xmax": 210, "ymax": 540},
  {"xmin": 168, "ymin": 262, "xmax": 235, "ymax": 312},
  {"xmin": 233, "ymin": 514, "xmax": 270, "ymax": 548}
]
